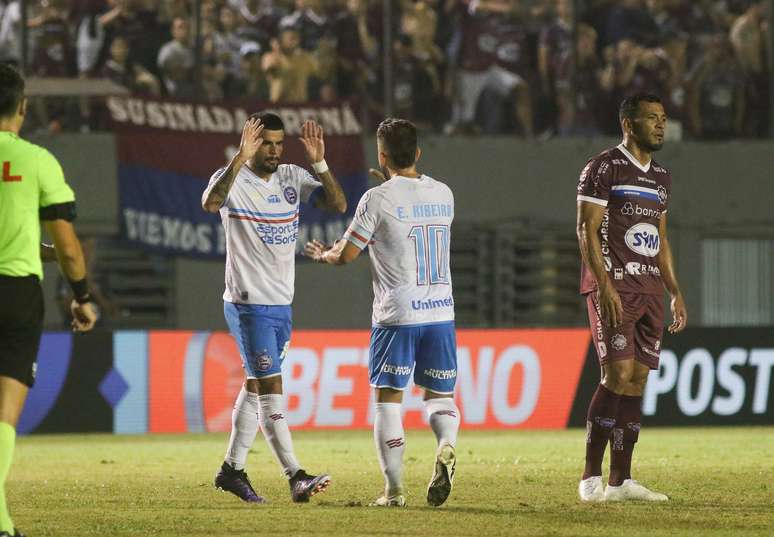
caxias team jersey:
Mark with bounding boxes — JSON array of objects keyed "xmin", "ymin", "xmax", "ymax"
[
  {"xmin": 203, "ymin": 163, "xmax": 321, "ymax": 305},
  {"xmin": 577, "ymin": 143, "xmax": 672, "ymax": 296}
]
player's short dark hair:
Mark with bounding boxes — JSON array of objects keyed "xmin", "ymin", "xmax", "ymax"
[
  {"xmin": 0, "ymin": 63, "xmax": 25, "ymax": 118},
  {"xmin": 376, "ymin": 118, "xmax": 417, "ymax": 169},
  {"xmin": 249, "ymin": 111, "xmax": 284, "ymax": 131},
  {"xmin": 619, "ymin": 93, "xmax": 662, "ymax": 123}
]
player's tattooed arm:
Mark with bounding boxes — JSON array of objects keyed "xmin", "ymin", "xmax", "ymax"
[
  {"xmin": 202, "ymin": 118, "xmax": 263, "ymax": 213},
  {"xmin": 299, "ymin": 120, "xmax": 347, "ymax": 214},
  {"xmin": 577, "ymin": 201, "xmax": 623, "ymax": 327},
  {"xmin": 313, "ymin": 169, "xmax": 347, "ymax": 213},
  {"xmin": 656, "ymin": 214, "xmax": 688, "ymax": 333}
]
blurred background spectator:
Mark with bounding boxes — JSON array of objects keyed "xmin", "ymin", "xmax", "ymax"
[
  {"xmin": 4, "ymin": 0, "xmax": 770, "ymax": 139},
  {"xmin": 261, "ymin": 24, "xmax": 319, "ymax": 102},
  {"xmin": 157, "ymin": 16, "xmax": 196, "ymax": 97},
  {"xmin": 102, "ymin": 35, "xmax": 160, "ymax": 95}
]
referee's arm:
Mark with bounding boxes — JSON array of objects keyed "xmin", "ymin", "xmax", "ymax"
[{"xmin": 43, "ymin": 220, "xmax": 86, "ymax": 282}]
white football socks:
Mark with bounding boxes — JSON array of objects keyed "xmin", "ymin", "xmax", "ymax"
[
  {"xmin": 374, "ymin": 402, "xmax": 405, "ymax": 496},
  {"xmin": 258, "ymin": 394, "xmax": 301, "ymax": 478},
  {"xmin": 224, "ymin": 386, "xmax": 259, "ymax": 471},
  {"xmin": 424, "ymin": 397, "xmax": 460, "ymax": 447}
]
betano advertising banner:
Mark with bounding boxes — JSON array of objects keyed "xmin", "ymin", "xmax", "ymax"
[
  {"xmin": 18, "ymin": 328, "xmax": 774, "ymax": 435},
  {"xmin": 107, "ymin": 96, "xmax": 368, "ymax": 258}
]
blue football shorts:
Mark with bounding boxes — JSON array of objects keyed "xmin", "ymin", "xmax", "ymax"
[
  {"xmin": 369, "ymin": 321, "xmax": 457, "ymax": 394},
  {"xmin": 224, "ymin": 302, "xmax": 292, "ymax": 379}
]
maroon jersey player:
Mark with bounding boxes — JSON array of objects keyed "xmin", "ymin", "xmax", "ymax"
[{"xmin": 575, "ymin": 93, "xmax": 688, "ymax": 503}]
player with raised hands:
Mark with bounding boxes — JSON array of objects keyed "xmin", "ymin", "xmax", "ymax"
[{"xmin": 202, "ymin": 112, "xmax": 346, "ymax": 504}]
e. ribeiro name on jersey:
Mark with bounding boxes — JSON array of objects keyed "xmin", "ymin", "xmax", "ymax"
[
  {"xmin": 343, "ymin": 174, "xmax": 455, "ymax": 327},
  {"xmin": 202, "ymin": 163, "xmax": 321, "ymax": 305},
  {"xmin": 576, "ymin": 143, "xmax": 672, "ymax": 296}
]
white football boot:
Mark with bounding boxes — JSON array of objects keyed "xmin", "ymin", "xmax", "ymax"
[
  {"xmin": 427, "ymin": 442, "xmax": 456, "ymax": 507},
  {"xmin": 578, "ymin": 475, "xmax": 605, "ymax": 502},
  {"xmin": 604, "ymin": 479, "xmax": 668, "ymax": 502},
  {"xmin": 369, "ymin": 493, "xmax": 407, "ymax": 507}
]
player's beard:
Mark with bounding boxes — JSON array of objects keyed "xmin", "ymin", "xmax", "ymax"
[
  {"xmin": 260, "ymin": 158, "xmax": 280, "ymax": 174},
  {"xmin": 642, "ymin": 137, "xmax": 663, "ymax": 152},
  {"xmin": 634, "ymin": 129, "xmax": 663, "ymax": 152}
]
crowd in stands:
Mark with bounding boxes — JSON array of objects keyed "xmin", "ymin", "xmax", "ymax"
[{"xmin": 0, "ymin": 0, "xmax": 769, "ymax": 138}]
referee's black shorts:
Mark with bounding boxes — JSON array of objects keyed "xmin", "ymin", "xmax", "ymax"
[{"xmin": 0, "ymin": 275, "xmax": 44, "ymax": 387}]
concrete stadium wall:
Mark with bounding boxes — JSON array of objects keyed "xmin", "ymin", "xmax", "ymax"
[{"xmin": 33, "ymin": 133, "xmax": 774, "ymax": 329}]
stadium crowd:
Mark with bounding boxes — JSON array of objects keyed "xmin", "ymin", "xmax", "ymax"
[{"xmin": 0, "ymin": 0, "xmax": 769, "ymax": 138}]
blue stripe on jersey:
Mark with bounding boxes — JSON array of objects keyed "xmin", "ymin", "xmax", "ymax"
[
  {"xmin": 229, "ymin": 207, "xmax": 298, "ymax": 218},
  {"xmin": 610, "ymin": 190, "xmax": 660, "ymax": 201}
]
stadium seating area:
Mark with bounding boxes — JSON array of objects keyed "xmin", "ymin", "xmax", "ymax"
[{"xmin": 0, "ymin": 0, "xmax": 770, "ymax": 137}]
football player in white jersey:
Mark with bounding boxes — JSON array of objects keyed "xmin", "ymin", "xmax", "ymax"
[
  {"xmin": 202, "ymin": 112, "xmax": 346, "ymax": 503},
  {"xmin": 305, "ymin": 118, "xmax": 460, "ymax": 508}
]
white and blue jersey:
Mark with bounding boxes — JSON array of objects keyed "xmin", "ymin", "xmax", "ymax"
[
  {"xmin": 343, "ymin": 174, "xmax": 457, "ymax": 393},
  {"xmin": 203, "ymin": 163, "xmax": 321, "ymax": 378},
  {"xmin": 203, "ymin": 163, "xmax": 322, "ymax": 305}
]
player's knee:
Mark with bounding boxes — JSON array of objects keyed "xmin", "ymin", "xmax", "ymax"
[
  {"xmin": 423, "ymin": 390, "xmax": 448, "ymax": 401},
  {"xmin": 603, "ymin": 362, "xmax": 635, "ymax": 392},
  {"xmin": 376, "ymin": 387, "xmax": 403, "ymax": 404},
  {"xmin": 256, "ymin": 376, "xmax": 282, "ymax": 395},
  {"xmin": 627, "ymin": 375, "xmax": 648, "ymax": 395}
]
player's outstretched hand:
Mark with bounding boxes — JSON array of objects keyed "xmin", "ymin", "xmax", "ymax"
[
  {"xmin": 70, "ymin": 300, "xmax": 97, "ymax": 333},
  {"xmin": 239, "ymin": 118, "xmax": 264, "ymax": 162},
  {"xmin": 304, "ymin": 239, "xmax": 330, "ymax": 262},
  {"xmin": 668, "ymin": 293, "xmax": 687, "ymax": 333},
  {"xmin": 598, "ymin": 285, "xmax": 623, "ymax": 328},
  {"xmin": 300, "ymin": 120, "xmax": 325, "ymax": 164}
]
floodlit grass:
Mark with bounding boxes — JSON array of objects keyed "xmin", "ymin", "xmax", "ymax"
[{"xmin": 9, "ymin": 428, "xmax": 774, "ymax": 536}]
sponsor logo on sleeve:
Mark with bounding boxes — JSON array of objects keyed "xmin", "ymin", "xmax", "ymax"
[{"xmin": 624, "ymin": 223, "xmax": 660, "ymax": 257}]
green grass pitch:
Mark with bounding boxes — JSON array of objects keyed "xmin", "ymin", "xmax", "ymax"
[{"xmin": 10, "ymin": 428, "xmax": 774, "ymax": 536}]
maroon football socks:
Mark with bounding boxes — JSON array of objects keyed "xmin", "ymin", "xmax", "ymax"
[
  {"xmin": 583, "ymin": 384, "xmax": 621, "ymax": 479},
  {"xmin": 609, "ymin": 394, "xmax": 643, "ymax": 486}
]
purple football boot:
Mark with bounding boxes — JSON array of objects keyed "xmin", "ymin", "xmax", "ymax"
[
  {"xmin": 289, "ymin": 469, "xmax": 331, "ymax": 503},
  {"xmin": 214, "ymin": 462, "xmax": 267, "ymax": 504}
]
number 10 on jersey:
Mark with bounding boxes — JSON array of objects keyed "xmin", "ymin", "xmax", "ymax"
[{"xmin": 409, "ymin": 224, "xmax": 450, "ymax": 286}]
